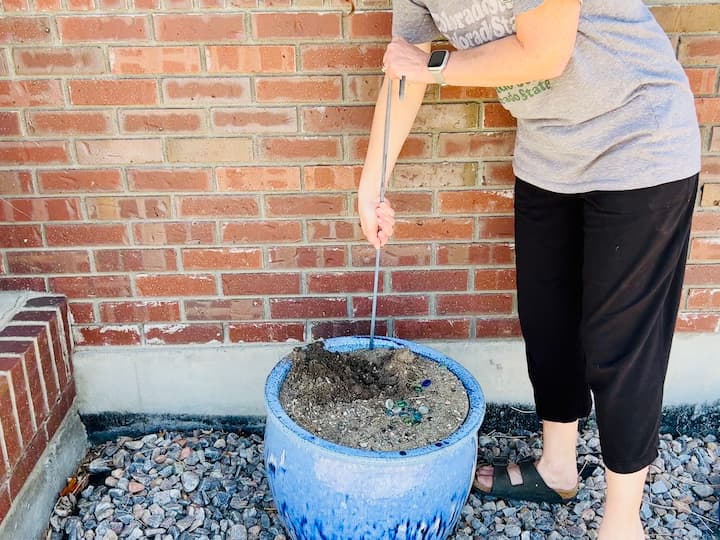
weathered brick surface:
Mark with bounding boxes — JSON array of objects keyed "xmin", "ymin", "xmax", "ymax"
[
  {"xmin": 0, "ymin": 0, "xmax": 718, "ymax": 345},
  {"xmin": 0, "ymin": 295, "xmax": 76, "ymax": 524}
]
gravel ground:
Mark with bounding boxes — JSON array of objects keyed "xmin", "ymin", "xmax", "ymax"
[{"xmin": 46, "ymin": 426, "xmax": 719, "ymax": 540}]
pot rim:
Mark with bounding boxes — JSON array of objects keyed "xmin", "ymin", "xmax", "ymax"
[{"xmin": 265, "ymin": 335, "xmax": 486, "ymax": 459}]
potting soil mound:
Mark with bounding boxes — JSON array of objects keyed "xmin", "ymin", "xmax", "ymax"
[{"xmin": 279, "ymin": 341, "xmax": 470, "ymax": 452}]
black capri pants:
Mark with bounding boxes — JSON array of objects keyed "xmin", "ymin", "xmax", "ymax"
[{"xmin": 514, "ymin": 174, "xmax": 698, "ymax": 474}]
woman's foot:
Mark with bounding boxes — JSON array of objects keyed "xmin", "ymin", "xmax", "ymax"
[{"xmin": 473, "ymin": 456, "xmax": 579, "ymax": 497}]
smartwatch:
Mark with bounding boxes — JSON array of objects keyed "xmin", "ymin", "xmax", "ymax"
[{"xmin": 427, "ymin": 49, "xmax": 450, "ymax": 85}]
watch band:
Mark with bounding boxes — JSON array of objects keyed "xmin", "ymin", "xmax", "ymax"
[{"xmin": 430, "ymin": 69, "xmax": 446, "ymax": 85}]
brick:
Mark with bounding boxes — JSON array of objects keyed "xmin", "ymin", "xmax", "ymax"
[
  {"xmin": 310, "ymin": 320, "xmax": 387, "ymax": 341},
  {"xmin": 178, "ymin": 195, "xmax": 259, "ymax": 217},
  {"xmin": 135, "ymin": 274, "xmax": 216, "ymax": 296},
  {"xmin": 347, "ymin": 11, "xmax": 391, "ymax": 39},
  {"xmin": 267, "ymin": 246, "xmax": 346, "ymax": 269},
  {"xmin": 0, "ymin": 50, "xmax": 7, "ymax": 76},
  {"xmin": 692, "ymin": 213, "xmax": 720, "ymax": 235},
  {"xmin": 350, "ymin": 134, "xmax": 432, "ymax": 161},
  {"xmin": 270, "ymin": 297, "xmax": 346, "ymax": 319},
  {"xmin": 0, "ymin": 141, "xmax": 69, "ymax": 165},
  {"xmin": 476, "ymin": 318, "xmax": 522, "ymax": 338},
  {"xmin": 1, "ymin": 0, "xmax": 29, "ymax": 10},
  {"xmin": 675, "ymin": 313, "xmax": 720, "ymax": 333},
  {"xmin": 0, "ymin": 484, "xmax": 10, "ymax": 524},
  {"xmin": 686, "ymin": 288, "xmax": 720, "ymax": 310},
  {"xmin": 679, "ymin": 36, "xmax": 720, "ymax": 66},
  {"xmin": 46, "ymin": 224, "xmax": 128, "ymax": 246},
  {"xmin": 392, "ymin": 270, "xmax": 468, "ymax": 293},
  {"xmin": 483, "ymin": 161, "xmax": 515, "ymax": 186},
  {"xmin": 163, "ymin": 77, "xmax": 251, "ymax": 104},
  {"xmin": 38, "ymin": 169, "xmax": 122, "ymax": 192},
  {"xmin": 100, "ymin": 300, "xmax": 180, "ymax": 323},
  {"xmin": 95, "ymin": 248, "xmax": 177, "ymax": 272},
  {"xmin": 212, "ymin": 107, "xmax": 297, "ymax": 133},
  {"xmin": 712, "ymin": 129, "xmax": 720, "ymax": 153},
  {"xmin": 351, "ymin": 244, "xmax": 431, "ymax": 268},
  {"xmin": 145, "ymin": 324, "xmax": 223, "ymax": 345},
  {"xmin": 392, "ymin": 162, "xmax": 477, "ymax": 189},
  {"xmin": 265, "ymin": 194, "xmax": 345, "ymax": 217},
  {"xmin": 702, "ymin": 156, "xmax": 720, "ymax": 178},
  {"xmin": 437, "ymin": 293, "xmax": 513, "ymax": 315},
  {"xmin": 696, "ymin": 98, "xmax": 720, "ymax": 124},
  {"xmin": 307, "ymin": 271, "xmax": 376, "ymax": 294},
  {"xmin": 394, "ymin": 319, "xmax": 470, "ymax": 340},
  {"xmin": 133, "ymin": 222, "xmax": 215, "ymax": 245},
  {"xmin": 302, "ymin": 105, "xmax": 373, "ymax": 133},
  {"xmin": 222, "ymin": 221, "xmax": 302, "ymax": 244},
  {"xmin": 388, "ymin": 192, "xmax": 433, "ymax": 214},
  {"xmin": 439, "ymin": 189, "xmax": 514, "ymax": 213},
  {"xmin": 651, "ymin": 6, "xmax": 720, "ymax": 33},
  {"xmin": 167, "ymin": 137, "xmax": 252, "ymax": 163},
  {"xmin": 74, "ymin": 326, "xmax": 142, "ymax": 346},
  {"xmin": 128, "ymin": 168, "xmax": 211, "ymax": 191},
  {"xmin": 3, "ymin": 346, "xmax": 46, "ymax": 426},
  {"xmin": 0, "ymin": 358, "xmax": 35, "ymax": 444},
  {"xmin": 9, "ymin": 430, "xmax": 48, "ymax": 499},
  {"xmin": 155, "ymin": 14, "xmax": 246, "ymax": 41},
  {"xmin": 185, "ymin": 299, "xmax": 263, "ymax": 321},
  {"xmin": 440, "ymin": 85, "xmax": 497, "ymax": 101},
  {"xmin": 394, "ymin": 218, "xmax": 474, "ymax": 241},
  {"xmin": 0, "ymin": 112, "xmax": 21, "ymax": 136},
  {"xmin": 437, "ymin": 243, "xmax": 514, "ymax": 265},
  {"xmin": 477, "ymin": 216, "xmax": 514, "ymax": 239},
  {"xmin": 439, "ymin": 132, "xmax": 516, "ymax": 158},
  {"xmin": 13, "ymin": 47, "xmax": 105, "ymax": 75},
  {"xmin": 685, "ymin": 68, "xmax": 718, "ymax": 96},
  {"xmin": 7, "ymin": 251, "xmax": 91, "ymax": 274},
  {"xmin": 222, "ymin": 272, "xmax": 300, "ymax": 295},
  {"xmin": 0, "ymin": 225, "xmax": 42, "ymax": 248},
  {"xmin": 347, "ymin": 74, "xmax": 384, "ymax": 102},
  {"xmin": 58, "ymin": 15, "xmax": 149, "ymax": 42},
  {"xmin": 1, "ymin": 197, "xmax": 82, "ymax": 222},
  {"xmin": 690, "ymin": 238, "xmax": 720, "ymax": 260},
  {"xmin": 217, "ymin": 167, "xmax": 301, "ymax": 191},
  {"xmin": 352, "ymin": 295, "xmax": 429, "ymax": 317},
  {"xmin": 255, "ymin": 76, "xmax": 342, "ymax": 102},
  {"xmin": 120, "ymin": 109, "xmax": 205, "ymax": 133},
  {"xmin": 475, "ymin": 268, "xmax": 517, "ymax": 290},
  {"xmin": 76, "ymin": 139, "xmax": 163, "ymax": 165},
  {"xmin": 0, "ymin": 17, "xmax": 52, "ymax": 43},
  {"xmin": 307, "ymin": 219, "xmax": 362, "ymax": 242},
  {"xmin": 44, "ymin": 385, "xmax": 74, "ymax": 443},
  {"xmin": 206, "ymin": 45, "xmax": 295, "ymax": 73},
  {"xmin": 49, "ymin": 276, "xmax": 132, "ymax": 298},
  {"xmin": 183, "ymin": 248, "xmax": 262, "ymax": 270},
  {"xmin": 0, "ymin": 278, "xmax": 46, "ymax": 292},
  {"xmin": 27, "ymin": 111, "xmax": 112, "ymax": 135},
  {"xmin": 228, "ymin": 322, "xmax": 304, "ymax": 343},
  {"xmin": 258, "ymin": 137, "xmax": 342, "ymax": 161},
  {"xmin": 36, "ymin": 0, "xmax": 63, "ymax": 9},
  {"xmin": 0, "ymin": 171, "xmax": 33, "ymax": 195},
  {"xmin": 0, "ymin": 80, "xmax": 63, "ymax": 107},
  {"xmin": 69, "ymin": 302, "xmax": 95, "ymax": 324},
  {"xmin": 86, "ymin": 196, "xmax": 170, "ymax": 220},
  {"xmin": 110, "ymin": 47, "xmax": 201, "ymax": 74},
  {"xmin": 304, "ymin": 166, "xmax": 360, "ymax": 191},
  {"xmin": 69, "ymin": 79, "xmax": 157, "ymax": 105},
  {"xmin": 483, "ymin": 102, "xmax": 516, "ymax": 128},
  {"xmin": 252, "ymin": 12, "xmax": 341, "ymax": 39},
  {"xmin": 66, "ymin": 0, "xmax": 92, "ymax": 8},
  {"xmin": 0, "ymin": 378, "xmax": 22, "ymax": 466},
  {"xmin": 300, "ymin": 44, "xmax": 385, "ymax": 71},
  {"xmin": 701, "ymin": 183, "xmax": 720, "ymax": 207}
]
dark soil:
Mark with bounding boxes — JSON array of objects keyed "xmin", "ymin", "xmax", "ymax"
[{"xmin": 279, "ymin": 341, "xmax": 469, "ymax": 452}]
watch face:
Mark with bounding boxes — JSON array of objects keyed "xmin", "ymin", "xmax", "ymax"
[{"xmin": 428, "ymin": 50, "xmax": 448, "ymax": 69}]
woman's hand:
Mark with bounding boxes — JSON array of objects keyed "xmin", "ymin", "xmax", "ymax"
[
  {"xmin": 358, "ymin": 193, "xmax": 396, "ymax": 249},
  {"xmin": 382, "ymin": 37, "xmax": 434, "ymax": 85}
]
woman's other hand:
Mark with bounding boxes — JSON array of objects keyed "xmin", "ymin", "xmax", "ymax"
[{"xmin": 359, "ymin": 193, "xmax": 396, "ymax": 249}]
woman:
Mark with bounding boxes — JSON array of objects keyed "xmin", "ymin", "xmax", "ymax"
[{"xmin": 357, "ymin": 1, "xmax": 700, "ymax": 539}]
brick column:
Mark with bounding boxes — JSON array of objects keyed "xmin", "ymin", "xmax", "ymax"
[{"xmin": 0, "ymin": 295, "xmax": 76, "ymax": 525}]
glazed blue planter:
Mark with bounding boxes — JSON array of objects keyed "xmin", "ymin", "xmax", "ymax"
[{"xmin": 264, "ymin": 336, "xmax": 486, "ymax": 540}]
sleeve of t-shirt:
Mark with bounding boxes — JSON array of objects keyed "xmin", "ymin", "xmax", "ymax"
[
  {"xmin": 391, "ymin": 0, "xmax": 442, "ymax": 44},
  {"xmin": 513, "ymin": 0, "xmax": 544, "ymax": 16}
]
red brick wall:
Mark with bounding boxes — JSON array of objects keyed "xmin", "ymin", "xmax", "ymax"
[
  {"xmin": 0, "ymin": 1, "xmax": 719, "ymax": 345},
  {"xmin": 0, "ymin": 295, "xmax": 75, "ymax": 524}
]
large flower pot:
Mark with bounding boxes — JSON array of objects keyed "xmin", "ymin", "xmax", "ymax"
[{"xmin": 264, "ymin": 336, "xmax": 486, "ymax": 540}]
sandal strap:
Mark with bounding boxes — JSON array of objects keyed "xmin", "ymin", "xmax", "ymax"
[
  {"xmin": 516, "ymin": 461, "xmax": 564, "ymax": 504},
  {"xmin": 490, "ymin": 463, "xmax": 514, "ymax": 495}
]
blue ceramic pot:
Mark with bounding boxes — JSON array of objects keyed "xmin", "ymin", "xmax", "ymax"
[{"xmin": 264, "ymin": 336, "xmax": 486, "ymax": 540}]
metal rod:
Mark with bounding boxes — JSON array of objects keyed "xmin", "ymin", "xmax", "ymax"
[{"xmin": 368, "ymin": 78, "xmax": 396, "ymax": 350}]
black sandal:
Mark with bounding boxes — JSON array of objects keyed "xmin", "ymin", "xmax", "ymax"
[{"xmin": 473, "ymin": 458, "xmax": 578, "ymax": 505}]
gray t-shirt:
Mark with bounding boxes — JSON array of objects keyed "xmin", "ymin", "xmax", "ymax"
[{"xmin": 392, "ymin": 0, "xmax": 701, "ymax": 193}]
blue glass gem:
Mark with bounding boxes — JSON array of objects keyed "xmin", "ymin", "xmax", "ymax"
[{"xmin": 421, "ymin": 379, "xmax": 432, "ymax": 387}]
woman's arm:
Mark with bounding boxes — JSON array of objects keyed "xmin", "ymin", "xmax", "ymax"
[
  {"xmin": 358, "ymin": 43, "xmax": 430, "ymax": 248},
  {"xmin": 383, "ymin": 0, "xmax": 581, "ymax": 88}
]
